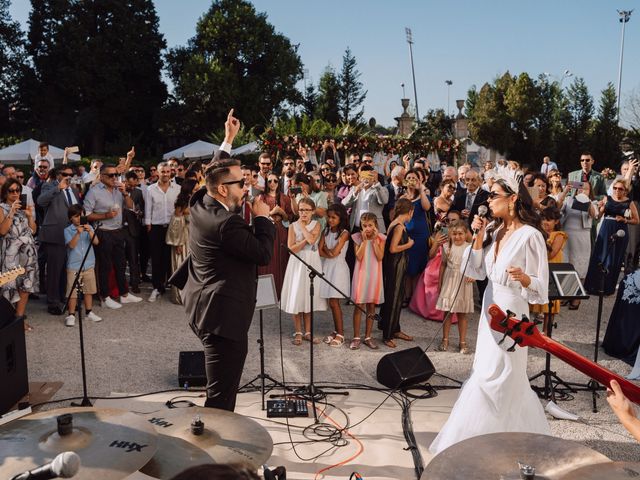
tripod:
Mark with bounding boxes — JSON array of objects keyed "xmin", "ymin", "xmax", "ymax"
[{"xmin": 63, "ymin": 222, "xmax": 102, "ymax": 408}]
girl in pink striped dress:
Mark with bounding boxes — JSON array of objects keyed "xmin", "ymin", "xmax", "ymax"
[{"xmin": 350, "ymin": 212, "xmax": 386, "ymax": 350}]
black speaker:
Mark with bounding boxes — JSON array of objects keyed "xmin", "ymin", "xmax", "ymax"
[
  {"xmin": 376, "ymin": 346, "xmax": 435, "ymax": 389},
  {"xmin": 0, "ymin": 315, "xmax": 29, "ymax": 415},
  {"xmin": 178, "ymin": 351, "xmax": 206, "ymax": 387}
]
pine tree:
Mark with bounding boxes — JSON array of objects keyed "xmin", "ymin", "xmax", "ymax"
[
  {"xmin": 338, "ymin": 47, "xmax": 367, "ymax": 125},
  {"xmin": 557, "ymin": 77, "xmax": 594, "ymax": 165},
  {"xmin": 302, "ymin": 81, "xmax": 318, "ymax": 119},
  {"xmin": 0, "ymin": 0, "xmax": 27, "ymax": 134},
  {"xmin": 592, "ymin": 83, "xmax": 622, "ymax": 169},
  {"xmin": 316, "ymin": 65, "xmax": 341, "ymax": 125}
]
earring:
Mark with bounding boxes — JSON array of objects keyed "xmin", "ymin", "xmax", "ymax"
[{"xmin": 508, "ymin": 202, "xmax": 515, "ymax": 217}]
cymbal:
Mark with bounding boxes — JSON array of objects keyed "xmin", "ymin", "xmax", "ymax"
[
  {"xmin": 140, "ymin": 407, "xmax": 273, "ymax": 479},
  {"xmin": 423, "ymin": 432, "xmax": 610, "ymax": 480},
  {"xmin": 560, "ymin": 461, "xmax": 640, "ymax": 479},
  {"xmin": 0, "ymin": 407, "xmax": 158, "ymax": 480}
]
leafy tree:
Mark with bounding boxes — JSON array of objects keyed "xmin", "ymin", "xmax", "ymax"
[
  {"xmin": 464, "ymin": 86, "xmax": 478, "ymax": 120},
  {"xmin": 338, "ymin": 47, "xmax": 366, "ymax": 125},
  {"xmin": 316, "ymin": 65, "xmax": 341, "ymax": 125},
  {"xmin": 301, "ymin": 81, "xmax": 318, "ymax": 119},
  {"xmin": 25, "ymin": 0, "xmax": 167, "ymax": 154},
  {"xmin": 536, "ymin": 74, "xmax": 565, "ymax": 164},
  {"xmin": 0, "ymin": 0, "xmax": 27, "ymax": 135},
  {"xmin": 166, "ymin": 0, "xmax": 303, "ymax": 137},
  {"xmin": 417, "ymin": 109, "xmax": 454, "ymax": 140},
  {"xmin": 556, "ymin": 77, "xmax": 594, "ymax": 167},
  {"xmin": 591, "ymin": 83, "xmax": 623, "ymax": 170}
]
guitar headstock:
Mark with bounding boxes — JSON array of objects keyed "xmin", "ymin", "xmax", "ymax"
[
  {"xmin": 487, "ymin": 304, "xmax": 544, "ymax": 352},
  {"xmin": 0, "ymin": 267, "xmax": 26, "ymax": 287}
]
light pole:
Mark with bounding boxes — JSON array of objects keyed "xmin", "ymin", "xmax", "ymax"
[
  {"xmin": 445, "ymin": 80, "xmax": 453, "ymax": 116},
  {"xmin": 560, "ymin": 69, "xmax": 573, "ymax": 88},
  {"xmin": 405, "ymin": 27, "xmax": 420, "ymax": 122},
  {"xmin": 617, "ymin": 10, "xmax": 633, "ymax": 122}
]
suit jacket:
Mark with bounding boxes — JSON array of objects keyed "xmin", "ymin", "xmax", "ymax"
[
  {"xmin": 453, "ymin": 188, "xmax": 489, "ymax": 225},
  {"xmin": 37, "ymin": 181, "xmax": 82, "ymax": 245},
  {"xmin": 182, "ymin": 189, "xmax": 276, "ymax": 341},
  {"xmin": 568, "ymin": 169, "xmax": 607, "ymax": 200},
  {"xmin": 342, "ymin": 183, "xmax": 389, "ymax": 232}
]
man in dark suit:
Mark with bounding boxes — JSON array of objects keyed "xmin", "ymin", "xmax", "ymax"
[
  {"xmin": 123, "ymin": 170, "xmax": 144, "ymax": 293},
  {"xmin": 37, "ymin": 165, "xmax": 82, "ymax": 314},
  {"xmin": 453, "ymin": 169, "xmax": 489, "ymax": 225},
  {"xmin": 183, "ymin": 110, "xmax": 275, "ymax": 411}
]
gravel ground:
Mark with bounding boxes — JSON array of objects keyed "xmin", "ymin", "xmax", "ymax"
[{"xmin": 17, "ymin": 280, "xmax": 640, "ymax": 460}]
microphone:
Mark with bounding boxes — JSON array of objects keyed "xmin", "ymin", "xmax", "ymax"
[
  {"xmin": 609, "ymin": 229, "xmax": 626, "ymax": 243},
  {"xmin": 472, "ymin": 205, "xmax": 488, "ymax": 238},
  {"xmin": 11, "ymin": 452, "xmax": 80, "ymax": 480}
]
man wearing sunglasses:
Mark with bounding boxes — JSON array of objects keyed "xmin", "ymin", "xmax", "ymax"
[
  {"xmin": 37, "ymin": 166, "xmax": 83, "ymax": 314},
  {"xmin": 181, "ymin": 109, "xmax": 275, "ymax": 412},
  {"xmin": 568, "ymin": 152, "xmax": 607, "ymax": 201}
]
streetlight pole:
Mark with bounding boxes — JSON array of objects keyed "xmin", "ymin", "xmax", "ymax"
[
  {"xmin": 405, "ymin": 27, "xmax": 420, "ymax": 123},
  {"xmin": 617, "ymin": 10, "xmax": 633, "ymax": 123},
  {"xmin": 445, "ymin": 80, "xmax": 453, "ymax": 116}
]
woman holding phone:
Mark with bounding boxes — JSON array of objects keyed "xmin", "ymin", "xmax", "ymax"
[{"xmin": 0, "ymin": 178, "xmax": 38, "ymax": 331}]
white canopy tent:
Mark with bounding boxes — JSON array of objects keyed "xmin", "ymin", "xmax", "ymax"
[
  {"xmin": 163, "ymin": 140, "xmax": 220, "ymax": 161},
  {"xmin": 230, "ymin": 141, "xmax": 259, "ymax": 156},
  {"xmin": 0, "ymin": 139, "xmax": 81, "ymax": 165}
]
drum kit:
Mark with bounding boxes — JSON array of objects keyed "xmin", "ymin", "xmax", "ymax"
[
  {"xmin": 0, "ymin": 406, "xmax": 273, "ymax": 480},
  {"xmin": 422, "ymin": 432, "xmax": 640, "ymax": 480}
]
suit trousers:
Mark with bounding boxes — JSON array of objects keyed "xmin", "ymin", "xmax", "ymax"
[
  {"xmin": 123, "ymin": 230, "xmax": 140, "ymax": 288},
  {"xmin": 149, "ymin": 225, "xmax": 171, "ymax": 292},
  {"xmin": 96, "ymin": 229, "xmax": 128, "ymax": 299},
  {"xmin": 192, "ymin": 327, "xmax": 248, "ymax": 411},
  {"xmin": 43, "ymin": 242, "xmax": 67, "ymax": 306},
  {"xmin": 139, "ymin": 224, "xmax": 150, "ymax": 277}
]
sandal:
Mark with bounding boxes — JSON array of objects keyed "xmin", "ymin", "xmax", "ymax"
[
  {"xmin": 363, "ymin": 337, "xmax": 379, "ymax": 350},
  {"xmin": 459, "ymin": 342, "xmax": 470, "ymax": 355},
  {"xmin": 384, "ymin": 339, "xmax": 397, "ymax": 348},
  {"xmin": 349, "ymin": 337, "xmax": 361, "ymax": 350},
  {"xmin": 303, "ymin": 332, "xmax": 321, "ymax": 344},
  {"xmin": 292, "ymin": 332, "xmax": 303, "ymax": 346},
  {"xmin": 437, "ymin": 338, "xmax": 449, "ymax": 352},
  {"xmin": 323, "ymin": 331, "xmax": 337, "ymax": 344},
  {"xmin": 393, "ymin": 331, "xmax": 413, "ymax": 341},
  {"xmin": 329, "ymin": 334, "xmax": 345, "ymax": 347}
]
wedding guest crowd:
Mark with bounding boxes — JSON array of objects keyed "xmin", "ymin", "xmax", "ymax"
[{"xmin": 1, "ymin": 134, "xmax": 638, "ymax": 360}]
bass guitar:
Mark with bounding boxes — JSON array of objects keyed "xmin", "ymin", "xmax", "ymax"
[
  {"xmin": 488, "ymin": 304, "xmax": 640, "ymax": 404},
  {"xmin": 0, "ymin": 267, "xmax": 25, "ymax": 287}
]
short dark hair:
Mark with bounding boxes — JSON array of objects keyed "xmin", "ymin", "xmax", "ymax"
[
  {"xmin": 206, "ymin": 159, "xmax": 241, "ymax": 190},
  {"xmin": 125, "ymin": 171, "xmax": 138, "ymax": 181},
  {"xmin": 241, "ymin": 164, "xmax": 260, "ymax": 174},
  {"xmin": 68, "ymin": 204, "xmax": 84, "ymax": 219},
  {"xmin": 99, "ymin": 163, "xmax": 116, "ymax": 173},
  {"xmin": 39, "ymin": 142, "xmax": 49, "ymax": 149}
]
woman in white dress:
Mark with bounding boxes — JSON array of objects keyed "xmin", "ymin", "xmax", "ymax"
[{"xmin": 429, "ymin": 177, "xmax": 551, "ymax": 455}]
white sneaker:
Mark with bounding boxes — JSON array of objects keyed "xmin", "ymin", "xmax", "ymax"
[
  {"xmin": 65, "ymin": 314, "xmax": 76, "ymax": 327},
  {"xmin": 120, "ymin": 293, "xmax": 142, "ymax": 304},
  {"xmin": 104, "ymin": 296, "xmax": 122, "ymax": 309},
  {"xmin": 87, "ymin": 311, "xmax": 102, "ymax": 322},
  {"xmin": 148, "ymin": 289, "xmax": 160, "ymax": 302}
]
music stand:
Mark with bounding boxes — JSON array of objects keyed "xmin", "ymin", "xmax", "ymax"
[
  {"xmin": 240, "ymin": 275, "xmax": 286, "ymax": 410},
  {"xmin": 529, "ymin": 263, "xmax": 589, "ymax": 402}
]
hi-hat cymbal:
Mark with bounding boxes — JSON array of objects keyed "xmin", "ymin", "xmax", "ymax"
[
  {"xmin": 140, "ymin": 407, "xmax": 273, "ymax": 479},
  {"xmin": 0, "ymin": 407, "xmax": 158, "ymax": 480},
  {"xmin": 423, "ymin": 432, "xmax": 610, "ymax": 480},
  {"xmin": 560, "ymin": 461, "xmax": 640, "ymax": 479}
]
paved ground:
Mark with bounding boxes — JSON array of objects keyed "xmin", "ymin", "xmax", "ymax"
[{"xmin": 16, "ymin": 279, "xmax": 640, "ymax": 463}]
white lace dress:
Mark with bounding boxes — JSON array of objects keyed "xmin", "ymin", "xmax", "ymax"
[{"xmin": 429, "ymin": 224, "xmax": 551, "ymax": 454}]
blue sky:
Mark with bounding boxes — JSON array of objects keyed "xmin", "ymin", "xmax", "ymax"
[{"xmin": 9, "ymin": 0, "xmax": 640, "ymax": 126}]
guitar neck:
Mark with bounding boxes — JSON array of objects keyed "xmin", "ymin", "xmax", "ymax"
[{"xmin": 538, "ymin": 335, "xmax": 640, "ymax": 404}]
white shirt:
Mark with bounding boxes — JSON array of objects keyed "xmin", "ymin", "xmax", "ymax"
[
  {"xmin": 21, "ymin": 184, "xmax": 34, "ymax": 207},
  {"xmin": 144, "ymin": 181, "xmax": 180, "ymax": 226},
  {"xmin": 540, "ymin": 161, "xmax": 558, "ymax": 175}
]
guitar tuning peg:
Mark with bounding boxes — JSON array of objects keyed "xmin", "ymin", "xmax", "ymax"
[
  {"xmin": 521, "ymin": 314, "xmax": 530, "ymax": 323},
  {"xmin": 525, "ymin": 324, "xmax": 536, "ymax": 335},
  {"xmin": 498, "ymin": 329, "xmax": 512, "ymax": 346},
  {"xmin": 506, "ymin": 309, "xmax": 516, "ymax": 318},
  {"xmin": 533, "ymin": 317, "xmax": 543, "ymax": 326},
  {"xmin": 507, "ymin": 337, "xmax": 522, "ymax": 352}
]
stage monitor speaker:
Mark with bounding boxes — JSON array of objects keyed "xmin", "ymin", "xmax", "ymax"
[
  {"xmin": 178, "ymin": 351, "xmax": 206, "ymax": 388},
  {"xmin": 376, "ymin": 346, "xmax": 435, "ymax": 389},
  {"xmin": 0, "ymin": 315, "xmax": 29, "ymax": 415}
]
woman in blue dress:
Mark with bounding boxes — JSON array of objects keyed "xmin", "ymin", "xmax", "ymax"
[
  {"xmin": 400, "ymin": 169, "xmax": 431, "ymax": 305},
  {"xmin": 584, "ymin": 179, "xmax": 639, "ymax": 296}
]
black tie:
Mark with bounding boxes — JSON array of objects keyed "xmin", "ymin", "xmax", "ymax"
[{"xmin": 65, "ymin": 188, "xmax": 73, "ymax": 205}]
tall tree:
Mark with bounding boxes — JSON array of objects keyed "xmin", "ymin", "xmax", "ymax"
[
  {"xmin": 592, "ymin": 83, "xmax": 623, "ymax": 169},
  {"xmin": 316, "ymin": 65, "xmax": 341, "ymax": 125},
  {"xmin": 338, "ymin": 47, "xmax": 366, "ymax": 125},
  {"xmin": 0, "ymin": 0, "xmax": 27, "ymax": 134},
  {"xmin": 301, "ymin": 81, "xmax": 318, "ymax": 119},
  {"xmin": 557, "ymin": 77, "xmax": 594, "ymax": 166},
  {"xmin": 166, "ymin": 0, "xmax": 303, "ymax": 137},
  {"xmin": 26, "ymin": 0, "xmax": 167, "ymax": 154}
]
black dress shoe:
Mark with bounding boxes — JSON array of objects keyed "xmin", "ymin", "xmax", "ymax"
[{"xmin": 47, "ymin": 305, "xmax": 63, "ymax": 315}]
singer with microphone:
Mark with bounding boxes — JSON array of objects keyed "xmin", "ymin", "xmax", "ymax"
[
  {"xmin": 430, "ymin": 175, "xmax": 551, "ymax": 455},
  {"xmin": 584, "ymin": 179, "xmax": 638, "ymax": 296},
  {"xmin": 181, "ymin": 109, "xmax": 275, "ymax": 411}
]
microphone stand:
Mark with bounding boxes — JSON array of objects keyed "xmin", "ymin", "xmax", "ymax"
[
  {"xmin": 283, "ymin": 245, "xmax": 372, "ymax": 423},
  {"xmin": 63, "ymin": 222, "xmax": 102, "ymax": 407}
]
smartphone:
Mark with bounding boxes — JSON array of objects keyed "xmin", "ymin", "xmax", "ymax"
[
  {"xmin": 440, "ymin": 226, "xmax": 449, "ymax": 236},
  {"xmin": 290, "ymin": 186, "xmax": 302, "ymax": 195},
  {"xmin": 569, "ymin": 181, "xmax": 583, "ymax": 189},
  {"xmin": 19, "ymin": 194, "xmax": 27, "ymax": 209},
  {"xmin": 80, "ymin": 215, "xmax": 88, "ymax": 225}
]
